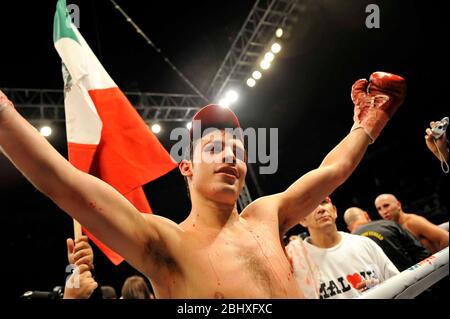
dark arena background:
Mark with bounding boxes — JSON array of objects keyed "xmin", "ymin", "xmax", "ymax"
[{"xmin": 0, "ymin": 0, "xmax": 448, "ymax": 301}]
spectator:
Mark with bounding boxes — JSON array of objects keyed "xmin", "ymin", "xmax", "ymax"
[
  {"xmin": 101, "ymin": 286, "xmax": 117, "ymax": 299},
  {"xmin": 121, "ymin": 275, "xmax": 154, "ymax": 299},
  {"xmin": 344, "ymin": 207, "xmax": 431, "ymax": 271},
  {"xmin": 286, "ymin": 197, "xmax": 399, "ymax": 299},
  {"xmin": 375, "ymin": 194, "xmax": 449, "ymax": 253}
]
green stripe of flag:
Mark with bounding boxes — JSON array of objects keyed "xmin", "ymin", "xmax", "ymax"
[{"xmin": 53, "ymin": 0, "xmax": 79, "ymax": 44}]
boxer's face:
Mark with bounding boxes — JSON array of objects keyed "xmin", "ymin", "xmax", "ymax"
[
  {"xmin": 301, "ymin": 198, "xmax": 337, "ymax": 230},
  {"xmin": 375, "ymin": 195, "xmax": 401, "ymax": 221},
  {"xmin": 186, "ymin": 129, "xmax": 247, "ymax": 205}
]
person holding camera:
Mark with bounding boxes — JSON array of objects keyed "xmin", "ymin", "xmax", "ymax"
[{"xmin": 425, "ymin": 119, "xmax": 449, "ymax": 164}]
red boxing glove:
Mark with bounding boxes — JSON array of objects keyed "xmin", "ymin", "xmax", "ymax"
[
  {"xmin": 351, "ymin": 72, "xmax": 406, "ymax": 143},
  {"xmin": 0, "ymin": 90, "xmax": 13, "ymax": 113}
]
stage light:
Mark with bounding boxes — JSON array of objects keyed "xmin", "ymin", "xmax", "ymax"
[
  {"xmin": 260, "ymin": 59, "xmax": 271, "ymax": 70},
  {"xmin": 264, "ymin": 52, "xmax": 275, "ymax": 62},
  {"xmin": 252, "ymin": 71, "xmax": 262, "ymax": 80},
  {"xmin": 271, "ymin": 42, "xmax": 281, "ymax": 54},
  {"xmin": 151, "ymin": 123, "xmax": 161, "ymax": 134},
  {"xmin": 40, "ymin": 126, "xmax": 52, "ymax": 137},
  {"xmin": 225, "ymin": 90, "xmax": 239, "ymax": 103},
  {"xmin": 275, "ymin": 28, "xmax": 283, "ymax": 38},
  {"xmin": 246, "ymin": 78, "xmax": 256, "ymax": 87}
]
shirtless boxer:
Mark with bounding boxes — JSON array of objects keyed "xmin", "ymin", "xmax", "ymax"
[{"xmin": 0, "ymin": 71, "xmax": 406, "ymax": 298}]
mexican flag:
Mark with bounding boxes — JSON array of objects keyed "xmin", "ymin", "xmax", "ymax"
[{"xmin": 53, "ymin": 0, "xmax": 177, "ymax": 265}]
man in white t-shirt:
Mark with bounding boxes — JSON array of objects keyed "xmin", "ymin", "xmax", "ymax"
[{"xmin": 286, "ymin": 197, "xmax": 399, "ymax": 299}]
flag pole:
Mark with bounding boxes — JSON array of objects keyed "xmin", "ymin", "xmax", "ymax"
[{"xmin": 73, "ymin": 219, "xmax": 82, "ymax": 240}]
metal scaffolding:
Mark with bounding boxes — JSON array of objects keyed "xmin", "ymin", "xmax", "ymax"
[
  {"xmin": 2, "ymin": 0, "xmax": 301, "ymax": 123},
  {"xmin": 207, "ymin": 0, "xmax": 300, "ymax": 101},
  {"xmin": 1, "ymin": 88, "xmax": 204, "ymax": 123}
]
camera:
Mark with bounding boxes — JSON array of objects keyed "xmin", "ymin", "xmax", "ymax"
[
  {"xmin": 21, "ymin": 286, "xmax": 64, "ymax": 299},
  {"xmin": 431, "ymin": 117, "xmax": 449, "ymax": 140}
]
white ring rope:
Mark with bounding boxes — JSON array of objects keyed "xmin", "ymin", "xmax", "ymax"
[
  {"xmin": 358, "ymin": 247, "xmax": 449, "ymax": 299},
  {"xmin": 438, "ymin": 221, "xmax": 449, "ymax": 231}
]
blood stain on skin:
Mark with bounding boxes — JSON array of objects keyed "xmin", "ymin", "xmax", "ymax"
[
  {"xmin": 214, "ymin": 292, "xmax": 224, "ymax": 299},
  {"xmin": 88, "ymin": 201, "xmax": 102, "ymax": 211}
]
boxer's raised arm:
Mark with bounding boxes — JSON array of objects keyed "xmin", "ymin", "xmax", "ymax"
[
  {"xmin": 0, "ymin": 90, "xmax": 176, "ymax": 276},
  {"xmin": 272, "ymin": 72, "xmax": 406, "ymax": 234}
]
